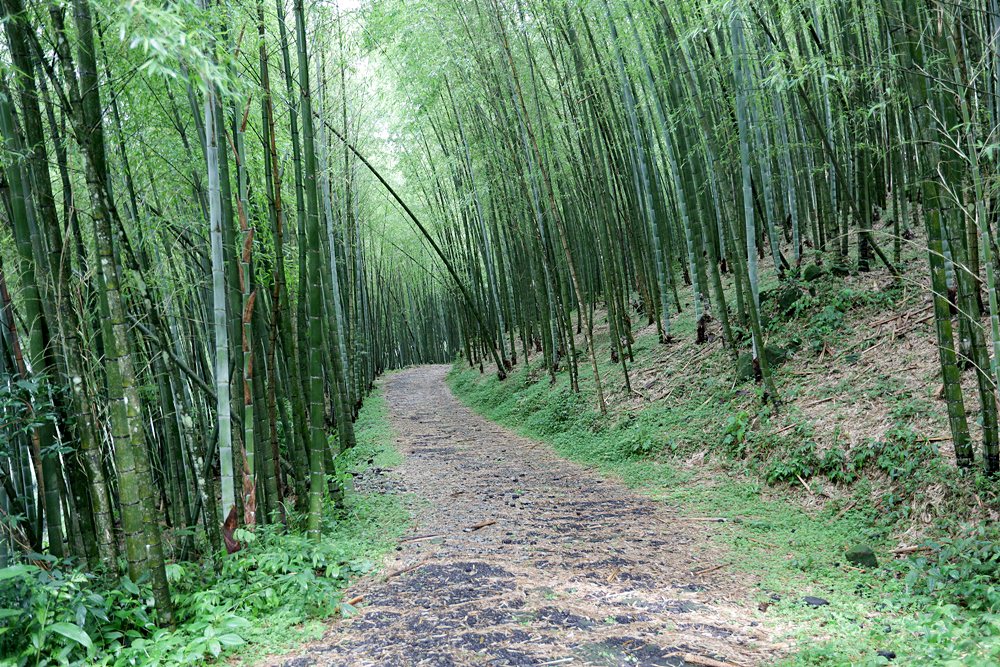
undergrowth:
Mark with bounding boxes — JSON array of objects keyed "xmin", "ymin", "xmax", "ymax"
[
  {"xmin": 448, "ymin": 282, "xmax": 1000, "ymax": 666},
  {"xmin": 0, "ymin": 389, "xmax": 406, "ymax": 667}
]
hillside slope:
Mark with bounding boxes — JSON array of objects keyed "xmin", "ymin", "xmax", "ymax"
[{"xmin": 449, "ymin": 241, "xmax": 1000, "ymax": 665}]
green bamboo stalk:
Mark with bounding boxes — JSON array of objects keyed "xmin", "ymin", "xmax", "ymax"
[{"xmin": 204, "ymin": 72, "xmax": 235, "ymax": 527}]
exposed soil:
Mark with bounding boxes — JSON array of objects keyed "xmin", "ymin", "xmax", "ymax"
[{"xmin": 257, "ymin": 366, "xmax": 777, "ymax": 666}]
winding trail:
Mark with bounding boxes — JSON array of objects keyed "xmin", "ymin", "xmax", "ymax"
[{"xmin": 263, "ymin": 366, "xmax": 775, "ymax": 667}]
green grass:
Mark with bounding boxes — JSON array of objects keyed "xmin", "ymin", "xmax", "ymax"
[{"xmin": 448, "ymin": 343, "xmax": 1000, "ymax": 666}]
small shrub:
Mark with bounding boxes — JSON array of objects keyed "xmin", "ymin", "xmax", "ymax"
[
  {"xmin": 819, "ymin": 447, "xmax": 856, "ymax": 484},
  {"xmin": 903, "ymin": 524, "xmax": 1000, "ymax": 612},
  {"xmin": 721, "ymin": 411, "xmax": 751, "ymax": 458},
  {"xmin": 764, "ymin": 442, "xmax": 819, "ymax": 484},
  {"xmin": 615, "ymin": 422, "xmax": 661, "ymax": 459}
]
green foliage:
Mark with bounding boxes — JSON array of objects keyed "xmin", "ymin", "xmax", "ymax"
[
  {"xmin": 0, "ymin": 563, "xmax": 100, "ymax": 666},
  {"xmin": 764, "ymin": 442, "xmax": 819, "ymax": 484},
  {"xmin": 0, "ymin": 376, "xmax": 57, "ymax": 443},
  {"xmin": 615, "ymin": 413, "xmax": 666, "ymax": 458},
  {"xmin": 818, "ymin": 447, "xmax": 855, "ymax": 484},
  {"xmin": 721, "ymin": 411, "xmax": 751, "ymax": 458},
  {"xmin": 525, "ymin": 390, "xmax": 591, "ymax": 437},
  {"xmin": 848, "ymin": 427, "xmax": 951, "ymax": 523},
  {"xmin": 896, "ymin": 604, "xmax": 1000, "ymax": 666},
  {"xmin": 108, "ymin": 0, "xmax": 242, "ymax": 95},
  {"xmin": 0, "ymin": 514, "xmax": 386, "ymax": 666},
  {"xmin": 823, "ymin": 525, "xmax": 1000, "ymax": 665},
  {"xmin": 781, "ymin": 276, "xmax": 904, "ymax": 354},
  {"xmin": 450, "ymin": 362, "xmax": 724, "ymax": 466},
  {"xmin": 903, "ymin": 524, "xmax": 1000, "ymax": 612},
  {"xmin": 0, "ymin": 389, "xmax": 406, "ymax": 666}
]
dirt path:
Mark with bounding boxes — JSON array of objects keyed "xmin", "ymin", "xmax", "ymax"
[{"xmin": 262, "ymin": 366, "xmax": 776, "ymax": 667}]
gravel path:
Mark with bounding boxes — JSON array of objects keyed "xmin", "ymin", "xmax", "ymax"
[{"xmin": 260, "ymin": 366, "xmax": 775, "ymax": 667}]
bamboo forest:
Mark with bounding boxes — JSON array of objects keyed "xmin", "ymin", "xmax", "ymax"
[{"xmin": 5, "ymin": 0, "xmax": 1000, "ymax": 664}]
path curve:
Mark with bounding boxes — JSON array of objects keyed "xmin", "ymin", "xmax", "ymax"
[{"xmin": 262, "ymin": 366, "xmax": 774, "ymax": 667}]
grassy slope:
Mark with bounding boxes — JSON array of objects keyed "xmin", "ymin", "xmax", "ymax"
[{"xmin": 448, "ymin": 253, "xmax": 1000, "ymax": 665}]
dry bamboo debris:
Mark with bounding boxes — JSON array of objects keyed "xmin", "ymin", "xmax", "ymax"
[
  {"xmin": 399, "ymin": 533, "xmax": 443, "ymax": 543},
  {"xmin": 796, "ymin": 474, "xmax": 814, "ymax": 495},
  {"xmin": 396, "ymin": 522, "xmax": 495, "ymax": 543},
  {"xmin": 463, "ymin": 519, "xmax": 497, "ymax": 532},
  {"xmin": 384, "ymin": 559, "xmax": 430, "ymax": 580},
  {"xmin": 891, "ymin": 545, "xmax": 932, "ymax": 555},
  {"xmin": 650, "ymin": 341, "xmax": 723, "ymax": 401},
  {"xmin": 772, "ymin": 422, "xmax": 799, "ymax": 436},
  {"xmin": 846, "ymin": 305, "xmax": 934, "ymax": 354},
  {"xmin": 682, "ymin": 653, "xmax": 743, "ymax": 667},
  {"xmin": 802, "ymin": 395, "xmax": 836, "ymax": 408},
  {"xmin": 692, "ymin": 562, "xmax": 730, "ymax": 576}
]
